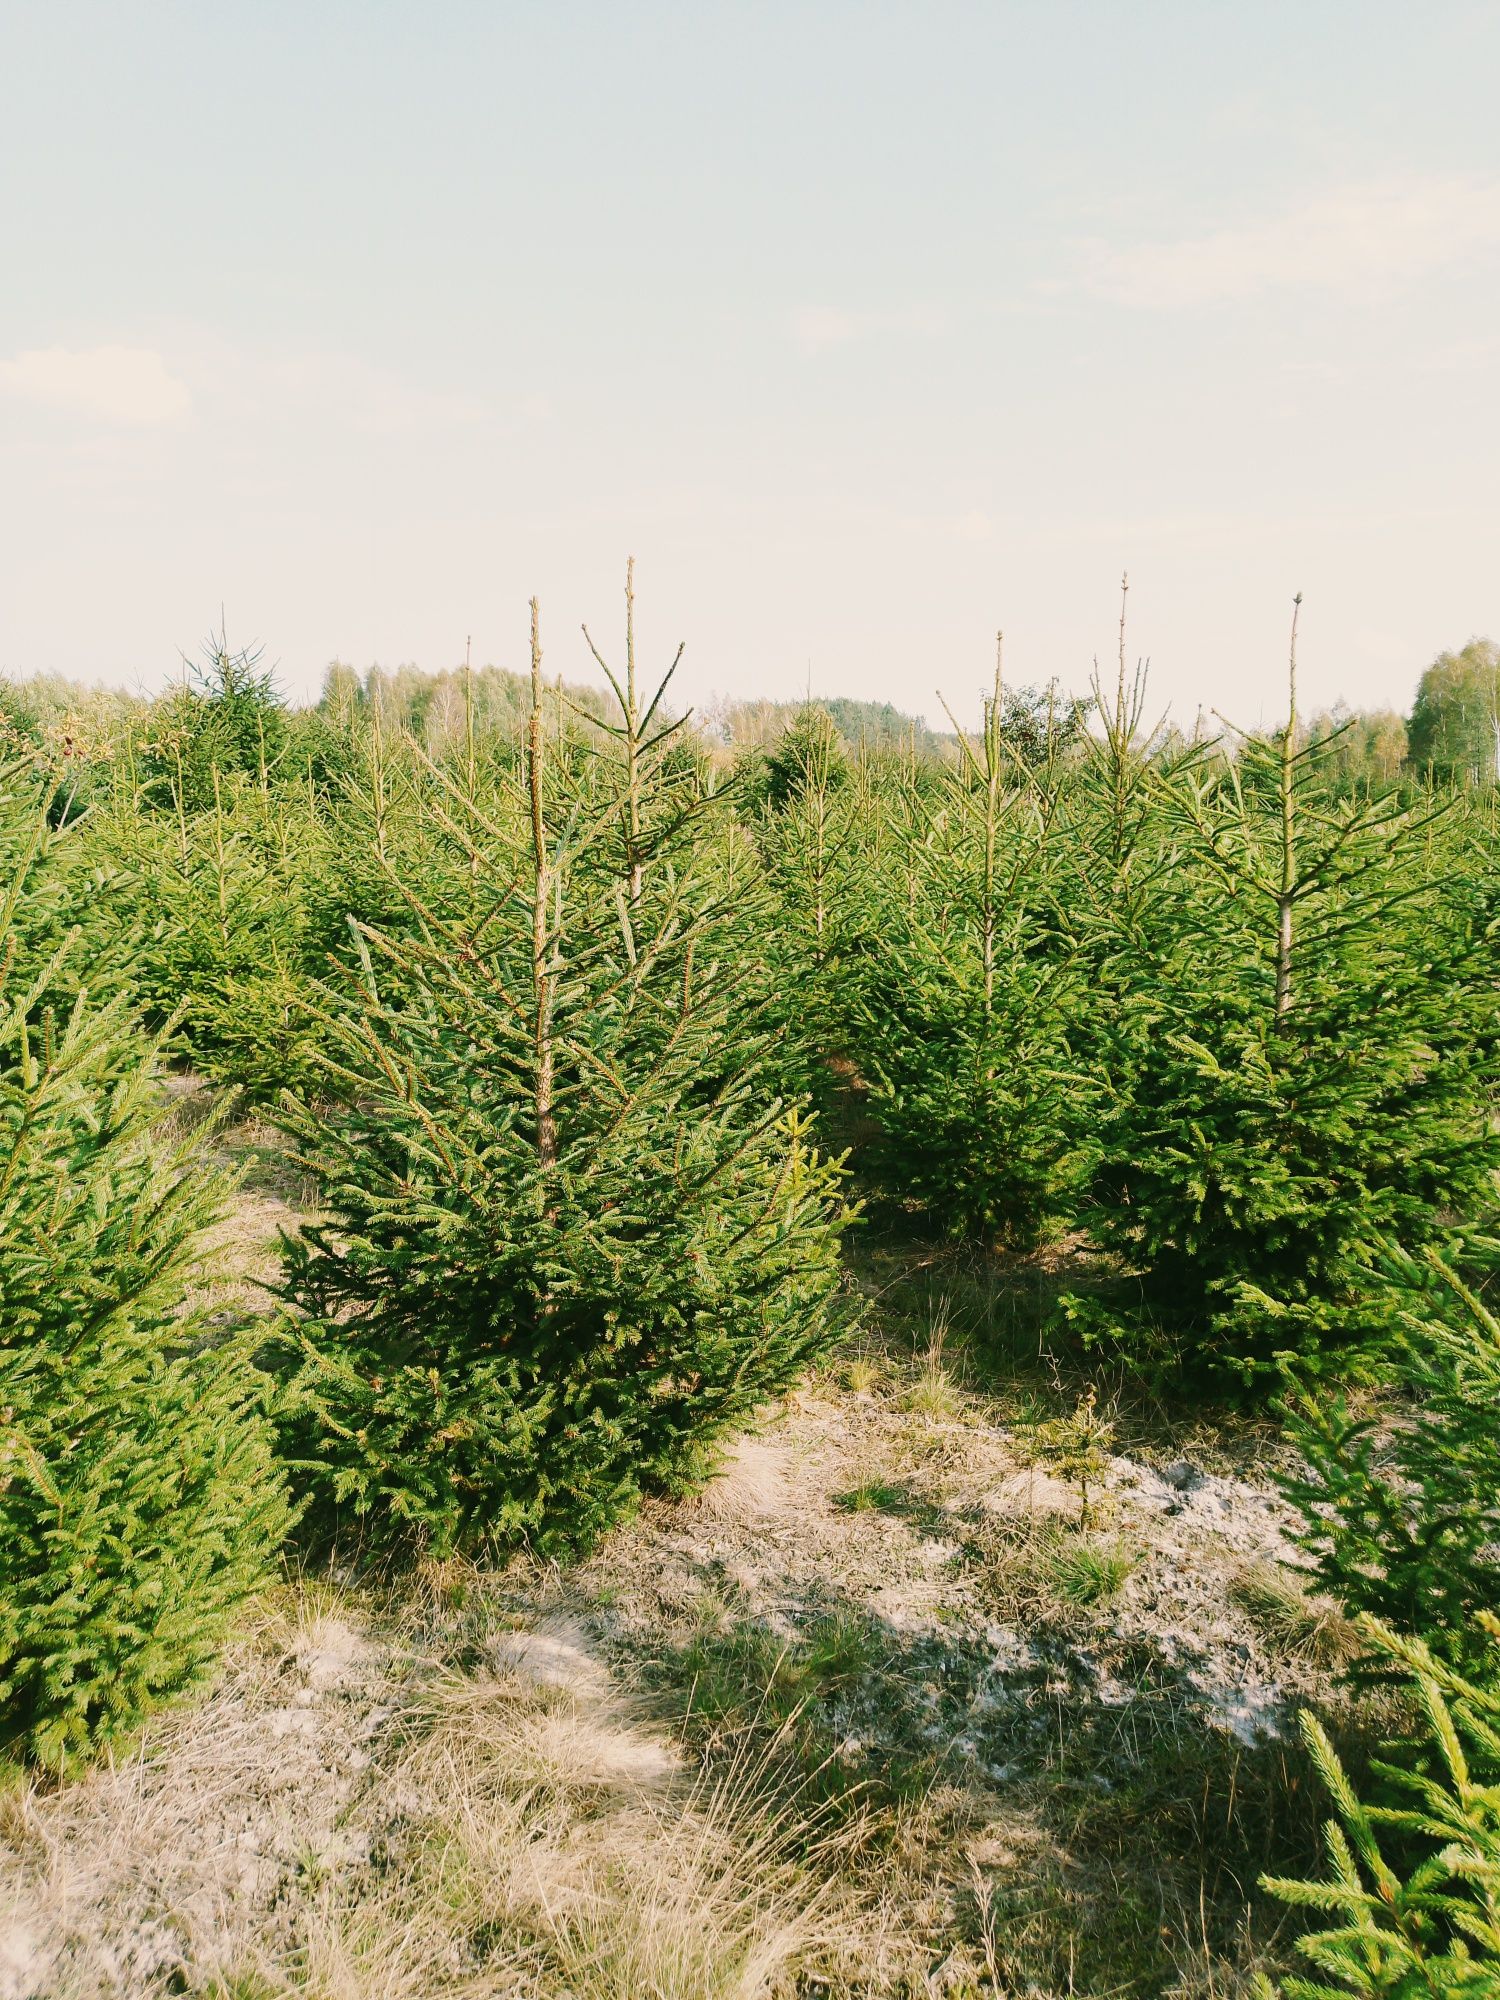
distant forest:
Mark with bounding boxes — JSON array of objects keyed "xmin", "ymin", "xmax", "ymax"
[{"xmin": 2, "ymin": 632, "xmax": 1498, "ymax": 794}]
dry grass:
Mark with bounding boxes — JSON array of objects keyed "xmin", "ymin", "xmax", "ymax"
[
  {"xmin": 0, "ymin": 1572, "xmax": 915, "ymax": 2000},
  {"xmin": 899, "ymin": 1358, "xmax": 961, "ymax": 1422},
  {"xmin": 837, "ymin": 1352, "xmax": 883, "ymax": 1396},
  {"xmin": 389, "ymin": 1675, "xmax": 866, "ymax": 2000},
  {"xmin": 1229, "ymin": 1560, "xmax": 1362, "ymax": 1671}
]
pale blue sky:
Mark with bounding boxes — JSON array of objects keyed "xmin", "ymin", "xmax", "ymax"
[{"xmin": 3, "ymin": 1, "xmax": 1499, "ymax": 728}]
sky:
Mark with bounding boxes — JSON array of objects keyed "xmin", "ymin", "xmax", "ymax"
[{"xmin": 3, "ymin": 1, "xmax": 1499, "ymax": 731}]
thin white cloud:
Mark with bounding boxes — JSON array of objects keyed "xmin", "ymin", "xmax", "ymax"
[
  {"xmin": 1074, "ymin": 175, "xmax": 1500, "ymax": 309},
  {"xmin": 1, "ymin": 334, "xmax": 503, "ymax": 441},
  {"xmin": 0, "ymin": 345, "xmax": 192, "ymax": 424}
]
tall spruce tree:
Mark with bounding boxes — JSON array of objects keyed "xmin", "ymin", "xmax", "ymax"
[
  {"xmin": 276, "ymin": 599, "xmax": 853, "ymax": 1557},
  {"xmin": 138, "ymin": 626, "xmax": 289, "ymax": 815},
  {"xmin": 0, "ymin": 768, "xmax": 290, "ymax": 1772},
  {"xmin": 761, "ymin": 703, "xmax": 849, "ymax": 813},
  {"xmin": 1049, "ymin": 576, "xmax": 1193, "ymax": 1056},
  {"xmin": 1067, "ymin": 599, "xmax": 1500, "ymax": 1384}
]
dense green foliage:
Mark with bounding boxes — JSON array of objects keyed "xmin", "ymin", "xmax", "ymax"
[
  {"xmin": 714, "ymin": 690, "xmax": 951, "ymax": 760},
  {"xmin": 758, "ymin": 701, "xmax": 850, "ymax": 811},
  {"xmin": 93, "ymin": 772, "xmax": 326, "ymax": 1101},
  {"xmin": 1069, "ymin": 715, "xmax": 1499, "ymax": 1382},
  {"xmin": 139, "ymin": 630, "xmax": 291, "ymax": 814},
  {"xmin": 840, "ymin": 657, "xmax": 1086, "ymax": 1247},
  {"xmin": 1260, "ymin": 1619, "xmax": 1500, "ymax": 1998},
  {"xmin": 0, "ymin": 772, "xmax": 290, "ymax": 1772},
  {"xmin": 274, "ymin": 610, "xmax": 853, "ymax": 1556},
  {"xmin": 1283, "ymin": 1250, "xmax": 1500, "ymax": 1679}
]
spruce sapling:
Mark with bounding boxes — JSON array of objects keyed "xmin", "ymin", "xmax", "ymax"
[
  {"xmin": 1259, "ymin": 1618, "xmax": 1500, "ymax": 1998},
  {"xmin": 277, "ymin": 597, "xmax": 853, "ymax": 1557},
  {"xmin": 1067, "ymin": 598, "xmax": 1500, "ymax": 1384},
  {"xmin": 0, "ymin": 768, "xmax": 290, "ymax": 1772}
]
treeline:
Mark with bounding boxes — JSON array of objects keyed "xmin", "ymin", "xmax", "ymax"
[
  {"xmin": 2, "ymin": 590, "xmax": 1499, "ymax": 1991},
  {"xmin": 6, "ymin": 627, "xmax": 1496, "ymax": 795}
]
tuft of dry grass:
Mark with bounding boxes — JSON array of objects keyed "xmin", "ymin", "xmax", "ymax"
[
  {"xmin": 833, "ymin": 1477, "xmax": 903, "ymax": 1514},
  {"xmin": 899, "ymin": 1321, "xmax": 963, "ymax": 1420},
  {"xmin": 1229, "ymin": 1560, "xmax": 1362, "ymax": 1670},
  {"xmin": 838, "ymin": 1352, "xmax": 883, "ymax": 1395},
  {"xmin": 375, "ymin": 1655, "xmax": 890, "ymax": 2000}
]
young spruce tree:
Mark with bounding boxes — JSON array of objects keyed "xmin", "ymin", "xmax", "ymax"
[
  {"xmin": 845, "ymin": 640, "xmax": 1084, "ymax": 1247},
  {"xmin": 1069, "ymin": 599, "xmax": 1500, "ymax": 1385},
  {"xmin": 277, "ymin": 594, "xmax": 853, "ymax": 1557},
  {"xmin": 754, "ymin": 703, "xmax": 863, "ymax": 1106},
  {"xmin": 0, "ymin": 768, "xmax": 290, "ymax": 1772},
  {"xmin": 1259, "ymin": 1617, "xmax": 1500, "ymax": 1999},
  {"xmin": 101, "ymin": 761, "xmax": 323, "ymax": 1102},
  {"xmin": 1279, "ymin": 1245, "xmax": 1500, "ymax": 1678}
]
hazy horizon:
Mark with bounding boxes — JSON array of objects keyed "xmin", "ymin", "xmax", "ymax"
[
  {"xmin": 5, "ymin": 593, "xmax": 1421, "ymax": 744},
  {"xmin": 5, "ymin": 2, "xmax": 1499, "ymax": 732}
]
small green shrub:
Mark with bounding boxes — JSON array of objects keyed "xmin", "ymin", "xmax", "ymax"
[
  {"xmin": 801, "ymin": 1612, "xmax": 881, "ymax": 1690},
  {"xmin": 760, "ymin": 704, "xmax": 848, "ymax": 814},
  {"xmin": 1010, "ymin": 1386, "xmax": 1117, "ymax": 1528},
  {"xmin": 839, "ymin": 1353, "xmax": 882, "ymax": 1395}
]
